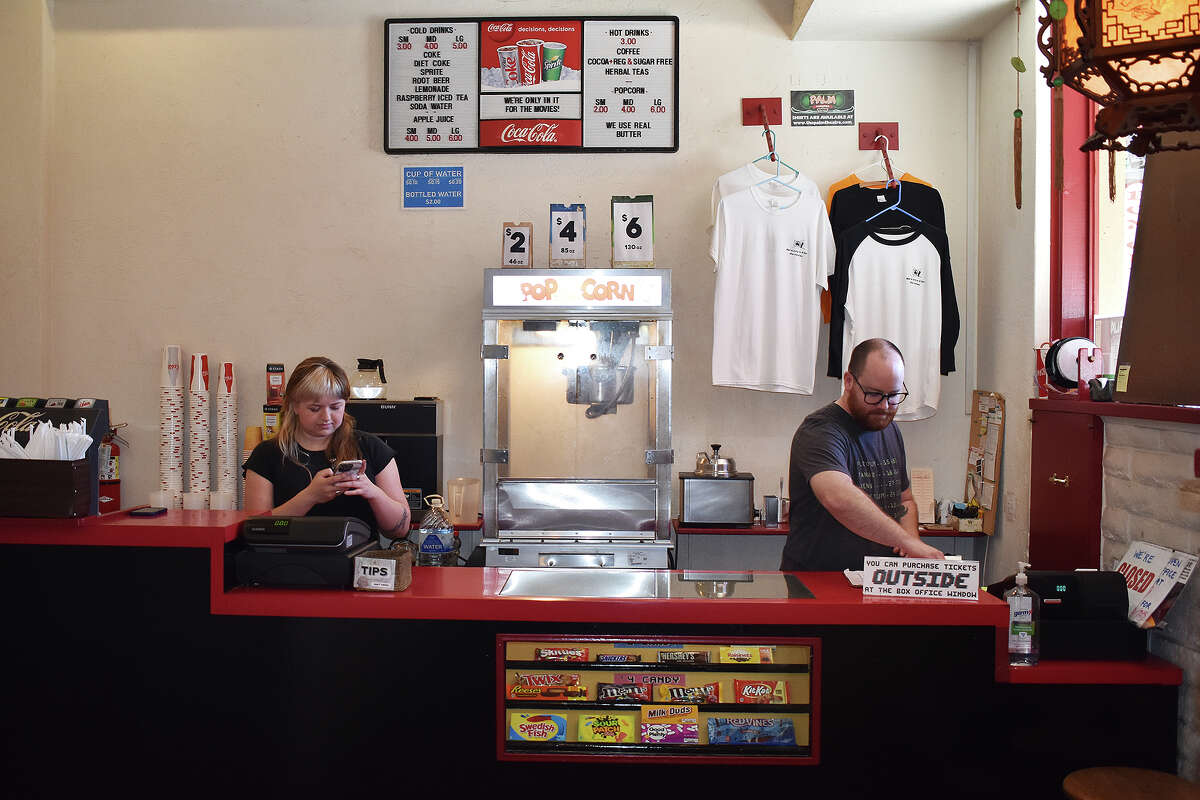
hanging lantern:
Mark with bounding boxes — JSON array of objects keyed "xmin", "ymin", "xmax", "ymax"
[{"xmin": 1037, "ymin": 0, "xmax": 1200, "ymax": 154}]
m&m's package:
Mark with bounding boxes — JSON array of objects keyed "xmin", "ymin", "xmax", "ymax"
[
  {"xmin": 653, "ymin": 681, "xmax": 720, "ymax": 704},
  {"xmin": 508, "ymin": 713, "xmax": 568, "ymax": 741},
  {"xmin": 596, "ymin": 683, "xmax": 653, "ymax": 703}
]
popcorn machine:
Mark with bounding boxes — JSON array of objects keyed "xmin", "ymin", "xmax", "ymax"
[{"xmin": 479, "ymin": 269, "xmax": 673, "ymax": 567}]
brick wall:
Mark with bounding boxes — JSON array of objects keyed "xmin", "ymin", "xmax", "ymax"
[{"xmin": 1101, "ymin": 418, "xmax": 1200, "ymax": 780}]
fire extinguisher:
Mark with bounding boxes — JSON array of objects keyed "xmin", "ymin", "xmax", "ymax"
[{"xmin": 98, "ymin": 423, "xmax": 128, "ymax": 513}]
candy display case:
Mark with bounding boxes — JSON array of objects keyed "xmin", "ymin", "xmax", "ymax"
[{"xmin": 496, "ymin": 634, "xmax": 820, "ymax": 764}]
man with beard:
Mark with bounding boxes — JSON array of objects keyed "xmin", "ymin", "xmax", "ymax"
[{"xmin": 780, "ymin": 338, "xmax": 944, "ymax": 571}]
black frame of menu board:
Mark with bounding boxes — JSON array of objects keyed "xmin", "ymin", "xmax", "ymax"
[{"xmin": 384, "ymin": 16, "xmax": 679, "ymax": 154}]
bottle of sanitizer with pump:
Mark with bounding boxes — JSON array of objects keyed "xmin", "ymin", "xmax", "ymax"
[{"xmin": 1005, "ymin": 561, "xmax": 1041, "ymax": 666}]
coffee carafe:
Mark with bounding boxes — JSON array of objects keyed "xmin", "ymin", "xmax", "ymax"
[{"xmin": 351, "ymin": 358, "xmax": 387, "ymax": 399}]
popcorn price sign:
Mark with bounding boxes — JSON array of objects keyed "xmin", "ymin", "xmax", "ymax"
[
  {"xmin": 501, "ymin": 221, "xmax": 533, "ymax": 267},
  {"xmin": 611, "ymin": 195, "xmax": 654, "ymax": 266},
  {"xmin": 549, "ymin": 203, "xmax": 586, "ymax": 267}
]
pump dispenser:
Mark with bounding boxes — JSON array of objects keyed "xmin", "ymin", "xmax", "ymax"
[{"xmin": 1004, "ymin": 561, "xmax": 1041, "ymax": 666}]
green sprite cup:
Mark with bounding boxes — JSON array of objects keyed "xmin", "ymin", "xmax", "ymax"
[{"xmin": 542, "ymin": 42, "xmax": 566, "ymax": 81}]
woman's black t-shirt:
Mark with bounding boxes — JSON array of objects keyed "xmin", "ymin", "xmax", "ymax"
[{"xmin": 242, "ymin": 430, "xmax": 396, "ymax": 532}]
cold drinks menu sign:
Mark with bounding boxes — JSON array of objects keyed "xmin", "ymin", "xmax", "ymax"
[{"xmin": 385, "ymin": 17, "xmax": 678, "ymax": 153}]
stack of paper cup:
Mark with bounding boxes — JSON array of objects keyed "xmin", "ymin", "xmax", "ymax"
[
  {"xmin": 214, "ymin": 361, "xmax": 239, "ymax": 506},
  {"xmin": 188, "ymin": 353, "xmax": 211, "ymax": 497},
  {"xmin": 158, "ymin": 345, "xmax": 185, "ymax": 509}
]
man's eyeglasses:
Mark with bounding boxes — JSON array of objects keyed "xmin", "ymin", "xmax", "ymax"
[{"xmin": 851, "ymin": 373, "xmax": 909, "ymax": 406}]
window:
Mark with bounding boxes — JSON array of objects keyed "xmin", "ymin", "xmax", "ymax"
[{"xmin": 1051, "ymin": 88, "xmax": 1142, "ymax": 378}]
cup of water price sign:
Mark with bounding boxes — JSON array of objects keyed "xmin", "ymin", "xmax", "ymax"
[
  {"xmin": 611, "ymin": 196, "xmax": 654, "ymax": 267},
  {"xmin": 549, "ymin": 204, "xmax": 586, "ymax": 268},
  {"xmin": 501, "ymin": 222, "xmax": 533, "ymax": 268}
]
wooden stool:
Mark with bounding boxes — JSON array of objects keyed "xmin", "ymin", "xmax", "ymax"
[{"xmin": 1063, "ymin": 767, "xmax": 1200, "ymax": 800}]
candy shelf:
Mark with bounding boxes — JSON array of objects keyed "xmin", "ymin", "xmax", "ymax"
[{"xmin": 497, "ymin": 634, "xmax": 821, "ymax": 765}]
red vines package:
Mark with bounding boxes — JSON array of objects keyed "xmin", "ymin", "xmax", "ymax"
[
  {"xmin": 596, "ymin": 683, "xmax": 653, "ymax": 703},
  {"xmin": 534, "ymin": 647, "xmax": 588, "ymax": 662},
  {"xmin": 733, "ymin": 679, "xmax": 789, "ymax": 705}
]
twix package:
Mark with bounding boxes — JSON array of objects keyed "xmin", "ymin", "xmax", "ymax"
[
  {"xmin": 733, "ymin": 678, "xmax": 789, "ymax": 705},
  {"xmin": 507, "ymin": 673, "xmax": 588, "ymax": 701},
  {"xmin": 534, "ymin": 647, "xmax": 588, "ymax": 662}
]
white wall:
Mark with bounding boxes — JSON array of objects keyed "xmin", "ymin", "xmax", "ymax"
[
  {"xmin": 0, "ymin": 0, "xmax": 52, "ymax": 393},
  {"xmin": 22, "ymin": 1, "xmax": 980, "ymax": 544},
  {"xmin": 975, "ymin": 1, "xmax": 1048, "ymax": 581}
]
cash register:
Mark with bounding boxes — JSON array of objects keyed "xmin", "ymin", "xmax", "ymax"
[
  {"xmin": 234, "ymin": 516, "xmax": 374, "ymax": 588},
  {"xmin": 987, "ymin": 570, "xmax": 1146, "ymax": 660}
]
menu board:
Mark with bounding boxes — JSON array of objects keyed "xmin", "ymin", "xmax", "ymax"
[{"xmin": 385, "ymin": 17, "xmax": 678, "ymax": 153}]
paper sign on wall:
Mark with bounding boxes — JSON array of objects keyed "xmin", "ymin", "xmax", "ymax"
[
  {"xmin": 862, "ymin": 557, "xmax": 980, "ymax": 601},
  {"xmin": 403, "ymin": 166, "xmax": 465, "ymax": 208},
  {"xmin": 549, "ymin": 204, "xmax": 586, "ymax": 267},
  {"xmin": 501, "ymin": 222, "xmax": 533, "ymax": 267},
  {"xmin": 611, "ymin": 195, "xmax": 653, "ymax": 266}
]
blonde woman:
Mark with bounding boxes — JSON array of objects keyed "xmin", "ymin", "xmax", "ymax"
[{"xmin": 243, "ymin": 356, "xmax": 410, "ymax": 540}]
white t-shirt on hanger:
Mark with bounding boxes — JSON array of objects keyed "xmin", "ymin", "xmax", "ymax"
[
  {"xmin": 710, "ymin": 161, "xmax": 820, "ymax": 224},
  {"xmin": 839, "ymin": 224, "xmax": 952, "ymax": 420},
  {"xmin": 709, "ymin": 167, "xmax": 834, "ymax": 394}
]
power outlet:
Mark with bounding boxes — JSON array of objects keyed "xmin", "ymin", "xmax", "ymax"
[{"xmin": 1004, "ymin": 490, "xmax": 1017, "ymax": 522}]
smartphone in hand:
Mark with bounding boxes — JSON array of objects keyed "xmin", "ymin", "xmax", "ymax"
[{"xmin": 334, "ymin": 459, "xmax": 365, "ymax": 479}]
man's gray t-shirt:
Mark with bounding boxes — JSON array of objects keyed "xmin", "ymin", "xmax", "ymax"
[{"xmin": 781, "ymin": 403, "xmax": 910, "ymax": 571}]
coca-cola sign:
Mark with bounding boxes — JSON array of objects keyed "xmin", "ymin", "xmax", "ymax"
[
  {"xmin": 479, "ymin": 119, "xmax": 582, "ymax": 148},
  {"xmin": 485, "ymin": 21, "xmax": 514, "ymax": 43},
  {"xmin": 501, "ymin": 122, "xmax": 559, "ymax": 144}
]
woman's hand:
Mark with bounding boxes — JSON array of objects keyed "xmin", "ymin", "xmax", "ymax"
[
  {"xmin": 303, "ymin": 468, "xmax": 345, "ymax": 504},
  {"xmin": 335, "ymin": 469, "xmax": 382, "ymax": 501}
]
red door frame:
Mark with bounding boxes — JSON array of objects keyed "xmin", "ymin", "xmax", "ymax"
[{"xmin": 1050, "ymin": 87, "xmax": 1098, "ymax": 340}]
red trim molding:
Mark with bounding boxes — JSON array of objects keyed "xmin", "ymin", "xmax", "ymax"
[{"xmin": 1050, "ymin": 88, "xmax": 1097, "ymax": 340}]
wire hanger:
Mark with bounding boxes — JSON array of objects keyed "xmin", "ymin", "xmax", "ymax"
[
  {"xmin": 853, "ymin": 134, "xmax": 904, "ymax": 187},
  {"xmin": 865, "ymin": 134, "xmax": 921, "ymax": 224},
  {"xmin": 751, "ymin": 104, "xmax": 801, "ymax": 195}
]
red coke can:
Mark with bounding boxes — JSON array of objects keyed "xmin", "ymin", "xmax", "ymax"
[{"xmin": 516, "ymin": 38, "xmax": 543, "ymax": 85}]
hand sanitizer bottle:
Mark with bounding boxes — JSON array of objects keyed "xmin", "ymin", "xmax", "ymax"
[{"xmin": 1005, "ymin": 561, "xmax": 1041, "ymax": 666}]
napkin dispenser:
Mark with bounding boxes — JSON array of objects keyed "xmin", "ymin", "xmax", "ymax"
[
  {"xmin": 235, "ymin": 516, "xmax": 375, "ymax": 588},
  {"xmin": 0, "ymin": 398, "xmax": 108, "ymax": 517},
  {"xmin": 986, "ymin": 570, "xmax": 1146, "ymax": 660}
]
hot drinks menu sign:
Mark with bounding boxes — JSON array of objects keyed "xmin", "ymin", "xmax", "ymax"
[{"xmin": 385, "ymin": 17, "xmax": 678, "ymax": 153}]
